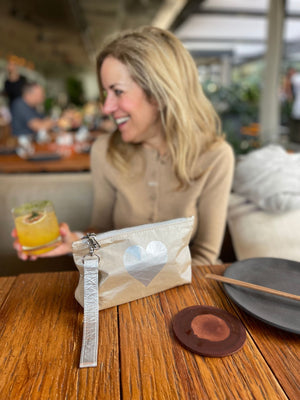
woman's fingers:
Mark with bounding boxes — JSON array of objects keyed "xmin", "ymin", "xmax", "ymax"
[
  {"xmin": 12, "ymin": 222, "xmax": 79, "ymax": 260},
  {"xmin": 13, "ymin": 240, "xmax": 22, "ymax": 252},
  {"xmin": 12, "ymin": 229, "xmax": 29, "ymax": 260},
  {"xmin": 11, "ymin": 228, "xmax": 17, "ymax": 238}
]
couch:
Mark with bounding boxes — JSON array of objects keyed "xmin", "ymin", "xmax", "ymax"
[
  {"xmin": 0, "ymin": 172, "xmax": 93, "ymax": 275},
  {"xmin": 0, "ymin": 172, "xmax": 238, "ymax": 276},
  {"xmin": 227, "ymin": 193, "xmax": 300, "ymax": 262}
]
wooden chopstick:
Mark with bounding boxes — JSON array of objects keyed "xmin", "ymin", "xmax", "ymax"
[{"xmin": 205, "ymin": 273, "xmax": 300, "ymax": 302}]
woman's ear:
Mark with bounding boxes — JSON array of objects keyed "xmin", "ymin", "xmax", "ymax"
[{"xmin": 149, "ymin": 96, "xmax": 161, "ymax": 111}]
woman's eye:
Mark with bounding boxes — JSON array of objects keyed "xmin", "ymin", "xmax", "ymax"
[{"xmin": 114, "ymin": 89, "xmax": 123, "ymax": 96}]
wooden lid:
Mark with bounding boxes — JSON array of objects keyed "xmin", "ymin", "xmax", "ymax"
[{"xmin": 172, "ymin": 305, "xmax": 246, "ymax": 357}]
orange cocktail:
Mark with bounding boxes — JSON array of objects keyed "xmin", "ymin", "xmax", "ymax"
[{"xmin": 12, "ymin": 200, "xmax": 61, "ymax": 255}]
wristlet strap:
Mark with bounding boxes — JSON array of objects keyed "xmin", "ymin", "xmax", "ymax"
[{"xmin": 79, "ymin": 255, "xmax": 99, "ymax": 368}]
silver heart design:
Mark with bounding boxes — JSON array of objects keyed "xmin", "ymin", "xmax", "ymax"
[{"xmin": 123, "ymin": 241, "xmax": 168, "ymax": 286}]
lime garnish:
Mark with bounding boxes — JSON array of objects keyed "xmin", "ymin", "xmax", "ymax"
[
  {"xmin": 13, "ymin": 200, "xmax": 51, "ymax": 215},
  {"xmin": 24, "ymin": 211, "xmax": 46, "ymax": 224}
]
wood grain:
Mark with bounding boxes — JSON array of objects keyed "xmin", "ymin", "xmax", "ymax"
[
  {"xmin": 0, "ymin": 266, "xmax": 298, "ymax": 399},
  {"xmin": 118, "ymin": 265, "xmax": 288, "ymax": 400},
  {"xmin": 0, "ymin": 272, "xmax": 120, "ymax": 400},
  {"xmin": 205, "ymin": 265, "xmax": 300, "ymax": 400},
  {"xmin": 0, "ymin": 276, "xmax": 16, "ymax": 307}
]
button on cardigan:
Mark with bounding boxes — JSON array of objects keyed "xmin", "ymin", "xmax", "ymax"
[{"xmin": 90, "ymin": 133, "xmax": 234, "ymax": 266}]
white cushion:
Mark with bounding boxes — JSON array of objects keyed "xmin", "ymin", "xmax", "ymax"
[{"xmin": 228, "ymin": 193, "xmax": 300, "ymax": 262}]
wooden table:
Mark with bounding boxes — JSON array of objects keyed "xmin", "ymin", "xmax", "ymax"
[
  {"xmin": 0, "ymin": 265, "xmax": 299, "ymax": 399},
  {"xmin": 0, "ymin": 150, "xmax": 90, "ymax": 173},
  {"xmin": 0, "ymin": 130, "xmax": 107, "ymax": 173}
]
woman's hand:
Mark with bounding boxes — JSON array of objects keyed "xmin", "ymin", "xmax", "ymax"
[{"xmin": 12, "ymin": 222, "xmax": 81, "ymax": 261}]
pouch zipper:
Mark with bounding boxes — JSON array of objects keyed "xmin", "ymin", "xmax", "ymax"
[{"xmin": 94, "ymin": 216, "xmax": 193, "ymax": 241}]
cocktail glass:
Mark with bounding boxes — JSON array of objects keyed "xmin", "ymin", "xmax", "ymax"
[{"xmin": 12, "ymin": 200, "xmax": 61, "ymax": 255}]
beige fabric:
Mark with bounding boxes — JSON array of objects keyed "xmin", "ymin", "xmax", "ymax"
[
  {"xmin": 0, "ymin": 173, "xmax": 92, "ymax": 256},
  {"xmin": 90, "ymin": 134, "xmax": 234, "ymax": 266},
  {"xmin": 228, "ymin": 193, "xmax": 300, "ymax": 262},
  {"xmin": 73, "ymin": 217, "xmax": 194, "ymax": 310}
]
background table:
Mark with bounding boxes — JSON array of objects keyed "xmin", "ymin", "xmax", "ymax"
[
  {"xmin": 0, "ymin": 150, "xmax": 90, "ymax": 173},
  {"xmin": 0, "ymin": 130, "xmax": 107, "ymax": 173},
  {"xmin": 0, "ymin": 265, "xmax": 299, "ymax": 399}
]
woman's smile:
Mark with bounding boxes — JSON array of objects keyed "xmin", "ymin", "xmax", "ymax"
[
  {"xmin": 100, "ymin": 56, "xmax": 165, "ymax": 152},
  {"xmin": 115, "ymin": 116, "xmax": 130, "ymax": 129}
]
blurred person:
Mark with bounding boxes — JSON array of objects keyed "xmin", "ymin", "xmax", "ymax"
[
  {"xmin": 282, "ymin": 67, "xmax": 296, "ymax": 103},
  {"xmin": 290, "ymin": 69, "xmax": 300, "ymax": 118},
  {"xmin": 13, "ymin": 26, "xmax": 234, "ymax": 266},
  {"xmin": 11, "ymin": 82, "xmax": 56, "ymax": 138},
  {"xmin": 3, "ymin": 60, "xmax": 27, "ymax": 109},
  {"xmin": 285, "ymin": 68, "xmax": 300, "ymax": 143},
  {"xmin": 0, "ymin": 97, "xmax": 11, "ymax": 127},
  {"xmin": 57, "ymin": 107, "xmax": 83, "ymax": 131},
  {"xmin": 0, "ymin": 96, "xmax": 12, "ymax": 146}
]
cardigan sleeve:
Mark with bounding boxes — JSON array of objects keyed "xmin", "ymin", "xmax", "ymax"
[
  {"xmin": 89, "ymin": 134, "xmax": 116, "ymax": 233},
  {"xmin": 190, "ymin": 141, "xmax": 234, "ymax": 266}
]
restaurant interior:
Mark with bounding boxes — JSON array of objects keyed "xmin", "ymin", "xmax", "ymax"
[
  {"xmin": 1, "ymin": 0, "xmax": 300, "ymax": 275},
  {"xmin": 1, "ymin": 2, "xmax": 300, "ymax": 399}
]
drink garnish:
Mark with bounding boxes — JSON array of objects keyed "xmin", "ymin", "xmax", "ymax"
[{"xmin": 24, "ymin": 211, "xmax": 45, "ymax": 224}]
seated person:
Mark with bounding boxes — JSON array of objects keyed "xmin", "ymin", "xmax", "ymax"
[
  {"xmin": 11, "ymin": 82, "xmax": 55, "ymax": 138},
  {"xmin": 13, "ymin": 26, "xmax": 234, "ymax": 266},
  {"xmin": 3, "ymin": 60, "xmax": 27, "ymax": 109}
]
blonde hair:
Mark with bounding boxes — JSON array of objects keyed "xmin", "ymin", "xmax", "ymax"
[{"xmin": 96, "ymin": 26, "xmax": 223, "ymax": 188}]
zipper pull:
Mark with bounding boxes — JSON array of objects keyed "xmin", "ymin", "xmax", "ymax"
[{"xmin": 82, "ymin": 233, "xmax": 100, "ymax": 256}]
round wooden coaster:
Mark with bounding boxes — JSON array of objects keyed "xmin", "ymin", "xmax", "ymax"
[{"xmin": 172, "ymin": 305, "xmax": 246, "ymax": 357}]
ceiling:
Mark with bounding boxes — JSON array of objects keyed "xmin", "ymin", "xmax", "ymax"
[
  {"xmin": 0, "ymin": 0, "xmax": 170, "ymax": 76},
  {"xmin": 174, "ymin": 0, "xmax": 300, "ymax": 65},
  {"xmin": 1, "ymin": 0, "xmax": 300, "ymax": 79}
]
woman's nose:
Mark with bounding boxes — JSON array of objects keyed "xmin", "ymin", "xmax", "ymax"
[{"xmin": 102, "ymin": 94, "xmax": 117, "ymax": 115}]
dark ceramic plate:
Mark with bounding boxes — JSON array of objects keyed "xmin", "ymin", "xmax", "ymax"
[
  {"xmin": 27, "ymin": 152, "xmax": 62, "ymax": 161},
  {"xmin": 172, "ymin": 305, "xmax": 246, "ymax": 357},
  {"xmin": 224, "ymin": 258, "xmax": 300, "ymax": 334}
]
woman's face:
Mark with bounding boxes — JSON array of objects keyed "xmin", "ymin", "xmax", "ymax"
[{"xmin": 100, "ymin": 56, "xmax": 164, "ymax": 147}]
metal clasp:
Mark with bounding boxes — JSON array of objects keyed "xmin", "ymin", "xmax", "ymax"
[{"xmin": 82, "ymin": 233, "xmax": 100, "ymax": 257}]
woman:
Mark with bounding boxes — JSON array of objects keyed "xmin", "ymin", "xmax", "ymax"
[{"xmin": 13, "ymin": 26, "xmax": 234, "ymax": 265}]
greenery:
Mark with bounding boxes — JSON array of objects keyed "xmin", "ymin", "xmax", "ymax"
[
  {"xmin": 204, "ymin": 81, "xmax": 261, "ymax": 154},
  {"xmin": 44, "ymin": 96, "xmax": 55, "ymax": 115},
  {"xmin": 65, "ymin": 76, "xmax": 85, "ymax": 106}
]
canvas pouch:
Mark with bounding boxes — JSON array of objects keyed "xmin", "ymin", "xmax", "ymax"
[{"xmin": 72, "ymin": 216, "xmax": 194, "ymax": 310}]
